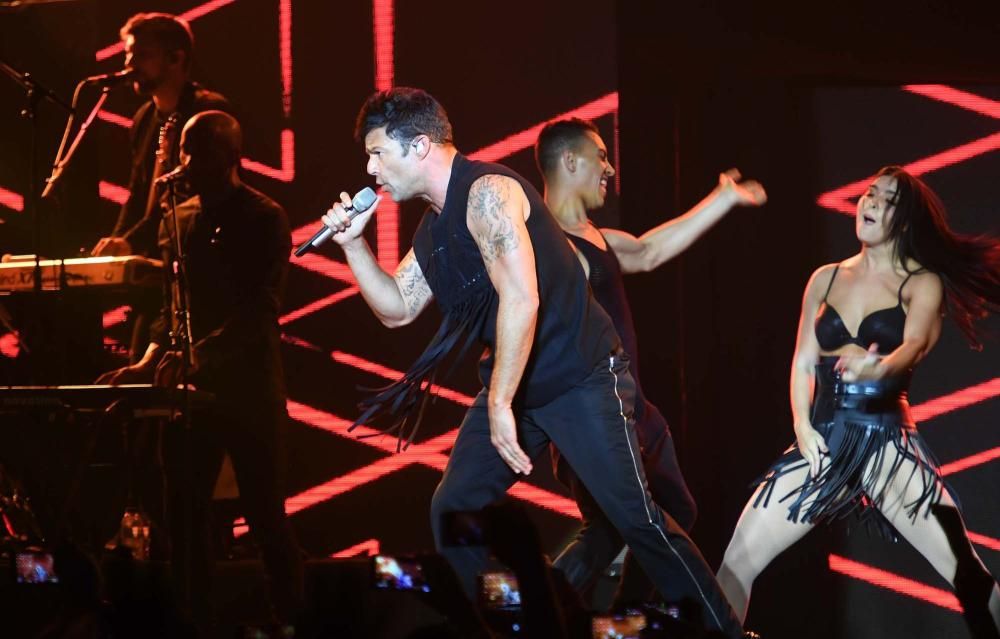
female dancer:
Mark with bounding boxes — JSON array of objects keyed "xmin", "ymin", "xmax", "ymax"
[{"xmin": 717, "ymin": 166, "xmax": 1000, "ymax": 635}]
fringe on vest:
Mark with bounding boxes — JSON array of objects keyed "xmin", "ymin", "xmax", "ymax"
[{"xmin": 349, "ymin": 286, "xmax": 494, "ymax": 451}]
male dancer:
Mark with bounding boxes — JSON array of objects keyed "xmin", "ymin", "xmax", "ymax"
[
  {"xmin": 317, "ymin": 88, "xmax": 744, "ymax": 638},
  {"xmin": 536, "ymin": 118, "xmax": 766, "ymax": 604}
]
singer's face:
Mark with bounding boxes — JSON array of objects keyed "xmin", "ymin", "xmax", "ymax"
[
  {"xmin": 123, "ymin": 35, "xmax": 171, "ymax": 95},
  {"xmin": 364, "ymin": 127, "xmax": 419, "ymax": 202}
]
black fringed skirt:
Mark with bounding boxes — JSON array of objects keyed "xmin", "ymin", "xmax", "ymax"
[{"xmin": 753, "ymin": 357, "xmax": 950, "ymax": 539}]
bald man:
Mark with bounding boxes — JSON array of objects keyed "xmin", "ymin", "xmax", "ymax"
[{"xmin": 98, "ymin": 111, "xmax": 302, "ymax": 630}]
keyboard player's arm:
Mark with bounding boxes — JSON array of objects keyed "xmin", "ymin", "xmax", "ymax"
[{"xmin": 95, "ymin": 342, "xmax": 164, "ymax": 385}]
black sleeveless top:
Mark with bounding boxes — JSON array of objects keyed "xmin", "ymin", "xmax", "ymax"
[
  {"xmin": 567, "ymin": 231, "xmax": 647, "ymax": 417},
  {"xmin": 352, "ymin": 154, "xmax": 619, "ymax": 449},
  {"xmin": 814, "ymin": 264, "xmax": 911, "ymax": 355}
]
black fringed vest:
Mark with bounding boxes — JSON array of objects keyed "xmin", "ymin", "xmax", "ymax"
[{"xmin": 353, "ymin": 154, "xmax": 619, "ymax": 449}]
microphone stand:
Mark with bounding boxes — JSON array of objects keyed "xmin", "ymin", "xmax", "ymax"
[
  {"xmin": 42, "ymin": 79, "xmax": 111, "ymax": 201},
  {"xmin": 0, "ymin": 62, "xmax": 71, "ymax": 289},
  {"xmin": 164, "ymin": 177, "xmax": 196, "ymax": 616},
  {"xmin": 0, "ymin": 61, "xmax": 72, "ymax": 379}
]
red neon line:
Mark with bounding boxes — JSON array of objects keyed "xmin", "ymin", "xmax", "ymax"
[
  {"xmin": 94, "ymin": 0, "xmax": 238, "ymax": 62},
  {"xmin": 97, "ymin": 111, "xmax": 295, "ymax": 184},
  {"xmin": 280, "ymin": 333, "xmax": 323, "ymax": 352},
  {"xmin": 331, "ymin": 538, "xmax": 380, "ymax": 558},
  {"xmin": 376, "ymin": 199, "xmax": 400, "ymax": 272},
  {"xmin": 912, "ymin": 377, "xmax": 1000, "ymax": 423},
  {"xmin": 940, "ymin": 446, "xmax": 1000, "ymax": 477},
  {"xmin": 372, "ymin": 0, "xmax": 394, "ymax": 91},
  {"xmin": 289, "ymin": 399, "xmax": 455, "ymax": 455},
  {"xmin": 828, "ymin": 554, "xmax": 962, "ymax": 612},
  {"xmin": 280, "ymin": 0, "xmax": 292, "ymax": 117},
  {"xmin": 508, "ymin": 483, "xmax": 581, "ymax": 519},
  {"xmin": 968, "ymin": 531, "xmax": 1000, "ymax": 553},
  {"xmin": 291, "ymin": 218, "xmax": 330, "ymax": 245},
  {"xmin": 817, "ymin": 131, "xmax": 1000, "ymax": 214},
  {"xmin": 98, "ymin": 110, "xmax": 133, "ymax": 129},
  {"xmin": 284, "ymin": 453, "xmax": 420, "ymax": 514},
  {"xmin": 0, "ymin": 186, "xmax": 24, "ymax": 212},
  {"xmin": 291, "ymin": 252, "xmax": 357, "ymax": 285},
  {"xmin": 99, "ymin": 181, "xmax": 130, "ymax": 205},
  {"xmin": 331, "ymin": 350, "xmax": 476, "ymax": 407},
  {"xmin": 905, "ymin": 131, "xmax": 1000, "ymax": 175},
  {"xmin": 469, "ymin": 92, "xmax": 619, "ymax": 163},
  {"xmin": 252, "ymin": 400, "xmax": 578, "ymax": 528},
  {"xmin": 102, "ymin": 305, "xmax": 130, "ymax": 329},
  {"xmin": 279, "ymin": 287, "xmax": 359, "ymax": 325},
  {"xmin": 240, "ymin": 129, "xmax": 295, "ymax": 182},
  {"xmin": 233, "ymin": 406, "xmax": 456, "ymax": 534},
  {"xmin": 903, "ymin": 85, "xmax": 1000, "ymax": 120},
  {"xmin": 371, "ymin": 0, "xmax": 399, "ymax": 266},
  {"xmin": 94, "ymin": 42, "xmax": 124, "ymax": 62}
]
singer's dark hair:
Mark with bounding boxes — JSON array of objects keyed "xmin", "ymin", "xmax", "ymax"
[
  {"xmin": 120, "ymin": 13, "xmax": 194, "ymax": 72},
  {"xmin": 354, "ymin": 87, "xmax": 453, "ymax": 152},
  {"xmin": 876, "ymin": 165, "xmax": 1000, "ymax": 349},
  {"xmin": 535, "ymin": 118, "xmax": 600, "ymax": 178}
]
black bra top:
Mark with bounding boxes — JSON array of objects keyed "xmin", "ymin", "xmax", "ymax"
[{"xmin": 814, "ymin": 264, "xmax": 911, "ymax": 355}]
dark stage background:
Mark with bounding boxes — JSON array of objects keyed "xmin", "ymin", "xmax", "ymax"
[{"xmin": 1, "ymin": 2, "xmax": 998, "ymax": 638}]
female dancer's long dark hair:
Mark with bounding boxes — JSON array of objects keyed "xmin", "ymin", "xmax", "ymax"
[{"xmin": 879, "ymin": 165, "xmax": 1000, "ymax": 349}]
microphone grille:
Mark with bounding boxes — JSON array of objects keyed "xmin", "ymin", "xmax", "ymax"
[{"xmin": 352, "ymin": 187, "xmax": 378, "ymax": 212}]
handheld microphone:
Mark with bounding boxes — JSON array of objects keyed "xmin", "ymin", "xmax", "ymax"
[
  {"xmin": 295, "ymin": 187, "xmax": 378, "ymax": 257},
  {"xmin": 154, "ymin": 165, "xmax": 186, "ymax": 186},
  {"xmin": 82, "ymin": 69, "xmax": 134, "ymax": 87}
]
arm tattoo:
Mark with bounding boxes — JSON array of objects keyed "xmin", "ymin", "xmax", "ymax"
[
  {"xmin": 469, "ymin": 175, "xmax": 520, "ymax": 267},
  {"xmin": 394, "ymin": 254, "xmax": 432, "ymax": 316}
]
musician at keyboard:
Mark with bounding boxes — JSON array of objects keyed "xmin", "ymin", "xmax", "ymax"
[
  {"xmin": 95, "ymin": 111, "xmax": 303, "ymax": 630},
  {"xmin": 89, "ymin": 12, "xmax": 230, "ymax": 367}
]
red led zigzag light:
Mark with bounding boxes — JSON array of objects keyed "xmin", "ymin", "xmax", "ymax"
[
  {"xmin": 829, "ymin": 554, "xmax": 962, "ymax": 612},
  {"xmin": 332, "ymin": 538, "xmax": 380, "ymax": 558},
  {"xmin": 816, "ymin": 85, "xmax": 1000, "ymax": 215},
  {"xmin": 232, "ymin": 343, "xmax": 582, "ymax": 536}
]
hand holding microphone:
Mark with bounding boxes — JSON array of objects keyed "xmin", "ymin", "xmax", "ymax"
[{"xmin": 295, "ymin": 187, "xmax": 379, "ymax": 256}]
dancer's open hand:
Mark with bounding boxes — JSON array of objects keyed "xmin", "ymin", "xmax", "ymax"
[
  {"xmin": 719, "ymin": 168, "xmax": 767, "ymax": 207},
  {"xmin": 795, "ymin": 422, "xmax": 829, "ymax": 477}
]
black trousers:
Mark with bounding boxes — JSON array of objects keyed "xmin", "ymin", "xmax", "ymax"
[
  {"xmin": 430, "ymin": 353, "xmax": 741, "ymax": 638},
  {"xmin": 553, "ymin": 399, "xmax": 698, "ymax": 606},
  {"xmin": 162, "ymin": 399, "xmax": 304, "ymax": 624}
]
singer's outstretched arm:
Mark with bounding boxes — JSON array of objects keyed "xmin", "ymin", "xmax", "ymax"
[{"xmin": 343, "ymin": 242, "xmax": 433, "ymax": 328}]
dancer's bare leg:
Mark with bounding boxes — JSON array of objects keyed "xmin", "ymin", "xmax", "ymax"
[
  {"xmin": 870, "ymin": 441, "xmax": 1000, "ymax": 637},
  {"xmin": 718, "ymin": 453, "xmax": 817, "ymax": 622}
]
